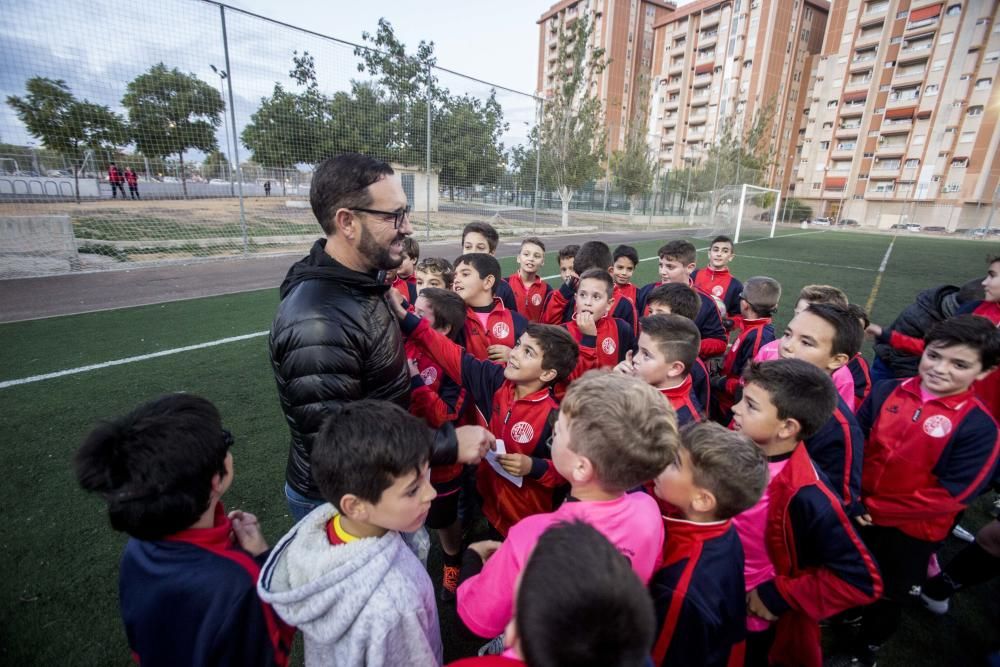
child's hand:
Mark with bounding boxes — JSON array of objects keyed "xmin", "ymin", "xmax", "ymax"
[
  {"xmin": 613, "ymin": 350, "xmax": 635, "ymax": 375},
  {"xmin": 576, "ymin": 311, "xmax": 597, "ymax": 336},
  {"xmin": 497, "ymin": 453, "xmax": 532, "ymax": 477},
  {"xmin": 408, "ymin": 358, "xmax": 421, "ymax": 378},
  {"xmin": 387, "ymin": 288, "xmax": 409, "ymax": 320},
  {"xmin": 854, "ymin": 512, "xmax": 874, "ymax": 527},
  {"xmin": 746, "ymin": 588, "xmax": 779, "ymax": 621},
  {"xmin": 487, "ymin": 345, "xmax": 512, "ymax": 363},
  {"xmin": 865, "ymin": 323, "xmax": 883, "ymax": 340},
  {"xmin": 229, "ymin": 510, "xmax": 269, "ymax": 557},
  {"xmin": 468, "ymin": 540, "xmax": 502, "ymax": 563}
]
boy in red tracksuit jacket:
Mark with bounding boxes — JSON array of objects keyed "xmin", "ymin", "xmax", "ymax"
[
  {"xmin": 731, "ymin": 360, "xmax": 882, "ymax": 667},
  {"xmin": 563, "ymin": 270, "xmax": 636, "ymax": 372},
  {"xmin": 612, "ymin": 244, "xmax": 640, "ymax": 313},
  {"xmin": 506, "ymin": 237, "xmax": 552, "ymax": 323},
  {"xmin": 710, "ymin": 277, "xmax": 780, "ymax": 422},
  {"xmin": 645, "ymin": 283, "xmax": 712, "ymax": 412},
  {"xmin": 454, "ymin": 253, "xmax": 529, "ymax": 364},
  {"xmin": 649, "ymin": 422, "xmax": 769, "ymax": 667},
  {"xmin": 636, "ymin": 240, "xmax": 727, "ymax": 359},
  {"xmin": 393, "ymin": 297, "xmax": 579, "ymax": 537},
  {"xmin": 845, "ymin": 314, "xmax": 1000, "ymax": 667},
  {"xmin": 389, "ymin": 237, "xmax": 419, "ymax": 304},
  {"xmin": 692, "ymin": 235, "xmax": 743, "ymax": 323},
  {"xmin": 846, "ymin": 304, "xmax": 873, "ymax": 407},
  {"xmin": 541, "ymin": 241, "xmax": 638, "ymax": 332}
]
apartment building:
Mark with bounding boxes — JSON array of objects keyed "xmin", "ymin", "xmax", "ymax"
[
  {"xmin": 537, "ymin": 0, "xmax": 676, "ymax": 152},
  {"xmin": 647, "ymin": 0, "xmax": 829, "ymax": 185},
  {"xmin": 793, "ymin": 0, "xmax": 1000, "ymax": 230}
]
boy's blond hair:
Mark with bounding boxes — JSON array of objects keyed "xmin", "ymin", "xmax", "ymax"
[
  {"xmin": 560, "ymin": 370, "xmax": 678, "ymax": 493},
  {"xmin": 798, "ymin": 284, "xmax": 848, "ymax": 307},
  {"xmin": 680, "ymin": 422, "xmax": 768, "ymax": 519}
]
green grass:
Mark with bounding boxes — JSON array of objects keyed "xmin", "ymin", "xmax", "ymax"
[{"xmin": 1, "ymin": 228, "xmax": 997, "ymax": 665}]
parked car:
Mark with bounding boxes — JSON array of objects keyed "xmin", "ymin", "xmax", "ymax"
[
  {"xmin": 905, "ymin": 223, "xmax": 921, "ymax": 232},
  {"xmin": 837, "ymin": 218, "xmax": 860, "ymax": 227},
  {"xmin": 811, "ymin": 217, "xmax": 833, "ymax": 226},
  {"xmin": 923, "ymin": 226, "xmax": 947, "ymax": 233}
]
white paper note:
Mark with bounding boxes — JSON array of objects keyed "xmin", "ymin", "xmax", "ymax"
[{"xmin": 485, "ymin": 438, "xmax": 523, "ymax": 487}]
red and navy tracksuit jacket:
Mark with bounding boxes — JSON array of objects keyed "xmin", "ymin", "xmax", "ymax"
[
  {"xmin": 614, "ymin": 282, "xmax": 639, "ymax": 313},
  {"xmin": 692, "ymin": 267, "xmax": 743, "ymax": 317},
  {"xmin": 390, "ymin": 274, "xmax": 417, "ymax": 304},
  {"xmin": 406, "ymin": 340, "xmax": 469, "ymax": 492},
  {"xmin": 402, "ymin": 313, "xmax": 564, "ymax": 536},
  {"xmin": 649, "ymin": 517, "xmax": 746, "ymax": 667},
  {"xmin": 505, "ymin": 273, "xmax": 552, "ymax": 323},
  {"xmin": 846, "ymin": 353, "xmax": 872, "ymax": 408},
  {"xmin": 857, "ymin": 377, "xmax": 1000, "ymax": 542},
  {"xmin": 691, "ymin": 357, "xmax": 711, "ymax": 413},
  {"xmin": 636, "ymin": 281, "xmax": 727, "ymax": 358},
  {"xmin": 658, "ymin": 375, "xmax": 704, "ymax": 426},
  {"xmin": 461, "ymin": 299, "xmax": 529, "ymax": 363},
  {"xmin": 541, "ymin": 280, "xmax": 638, "ymax": 332},
  {"xmin": 803, "ymin": 394, "xmax": 865, "ymax": 516},
  {"xmin": 711, "ymin": 317, "xmax": 773, "ymax": 418},
  {"xmin": 565, "ymin": 315, "xmax": 637, "ymax": 370},
  {"xmin": 754, "ymin": 446, "xmax": 883, "ymax": 667},
  {"xmin": 119, "ymin": 503, "xmax": 294, "ymax": 667},
  {"xmin": 494, "ymin": 278, "xmax": 519, "ymax": 313}
]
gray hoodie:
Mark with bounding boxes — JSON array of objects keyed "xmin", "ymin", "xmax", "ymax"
[{"xmin": 257, "ymin": 504, "xmax": 442, "ymax": 667}]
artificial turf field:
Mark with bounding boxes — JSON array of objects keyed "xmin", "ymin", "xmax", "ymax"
[{"xmin": 1, "ymin": 227, "xmax": 998, "ymax": 665}]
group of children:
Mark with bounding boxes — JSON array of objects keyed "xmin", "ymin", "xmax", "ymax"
[{"xmin": 75, "ymin": 221, "xmax": 1000, "ymax": 667}]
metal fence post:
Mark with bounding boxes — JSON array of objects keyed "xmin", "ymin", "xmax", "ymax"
[
  {"xmin": 533, "ymin": 97, "xmax": 542, "ymax": 228},
  {"xmin": 425, "ymin": 63, "xmax": 432, "ymax": 241},
  {"xmin": 220, "ymin": 4, "xmax": 248, "ymax": 255}
]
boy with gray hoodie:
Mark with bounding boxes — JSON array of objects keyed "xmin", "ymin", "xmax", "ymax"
[{"xmin": 258, "ymin": 400, "xmax": 443, "ymax": 667}]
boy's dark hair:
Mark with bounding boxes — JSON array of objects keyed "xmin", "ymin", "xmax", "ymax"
[
  {"xmin": 573, "ymin": 241, "xmax": 613, "ymax": 275},
  {"xmin": 638, "ymin": 314, "xmax": 700, "ymax": 374},
  {"xmin": 518, "ymin": 521, "xmax": 655, "ymax": 667},
  {"xmin": 416, "ymin": 257, "xmax": 456, "ymax": 288},
  {"xmin": 710, "ymin": 235, "xmax": 734, "ymax": 248},
  {"xmin": 742, "ymin": 276, "xmax": 782, "ymax": 318},
  {"xmin": 958, "ymin": 277, "xmax": 986, "ymax": 304},
  {"xmin": 312, "ymin": 400, "xmax": 431, "ymax": 512},
  {"xmin": 578, "ymin": 268, "xmax": 615, "ymax": 299},
  {"xmin": 798, "ymin": 284, "xmax": 848, "ymax": 308},
  {"xmin": 418, "ymin": 287, "xmax": 466, "ymax": 341},
  {"xmin": 804, "ymin": 303, "xmax": 864, "ymax": 359},
  {"xmin": 846, "ymin": 302, "xmax": 870, "ymax": 330},
  {"xmin": 74, "ymin": 394, "xmax": 230, "ymax": 541},
  {"xmin": 925, "ymin": 314, "xmax": 1000, "ymax": 369},
  {"xmin": 613, "ymin": 244, "xmax": 639, "ymax": 266},
  {"xmin": 742, "ymin": 360, "xmax": 837, "ymax": 439},
  {"xmin": 646, "ymin": 283, "xmax": 700, "ymax": 320},
  {"xmin": 525, "ymin": 324, "xmax": 579, "ymax": 384},
  {"xmin": 988, "ymin": 253, "xmax": 1000, "ymax": 265},
  {"xmin": 658, "ymin": 239, "xmax": 696, "ymax": 266},
  {"xmin": 521, "ymin": 237, "xmax": 546, "ymax": 252},
  {"xmin": 680, "ymin": 422, "xmax": 768, "ymax": 519},
  {"xmin": 462, "ymin": 221, "xmax": 499, "ymax": 253},
  {"xmin": 455, "ymin": 253, "xmax": 502, "ymax": 295},
  {"xmin": 558, "ymin": 244, "xmax": 580, "ymax": 262},
  {"xmin": 311, "ymin": 153, "xmax": 394, "ymax": 235},
  {"xmin": 401, "ymin": 236, "xmax": 419, "ymax": 260}
]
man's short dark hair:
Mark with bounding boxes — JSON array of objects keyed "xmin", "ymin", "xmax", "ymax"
[
  {"xmin": 518, "ymin": 521, "xmax": 655, "ymax": 667},
  {"xmin": 613, "ymin": 244, "xmax": 639, "ymax": 266},
  {"xmin": 310, "ymin": 153, "xmax": 394, "ymax": 236},
  {"xmin": 646, "ymin": 283, "xmax": 700, "ymax": 320},
  {"xmin": 418, "ymin": 287, "xmax": 466, "ymax": 341},
  {"xmin": 455, "ymin": 253, "xmax": 502, "ymax": 295},
  {"xmin": 742, "ymin": 360, "xmax": 837, "ymax": 439},
  {"xmin": 525, "ymin": 324, "xmax": 579, "ymax": 385},
  {"xmin": 804, "ymin": 303, "xmax": 864, "ymax": 359},
  {"xmin": 521, "ymin": 237, "xmax": 546, "ymax": 252},
  {"xmin": 578, "ymin": 268, "xmax": 615, "ymax": 299},
  {"xmin": 462, "ymin": 221, "xmax": 499, "ymax": 253},
  {"xmin": 658, "ymin": 240, "xmax": 696, "ymax": 266},
  {"xmin": 573, "ymin": 241, "xmax": 613, "ymax": 275},
  {"xmin": 925, "ymin": 314, "xmax": 1000, "ymax": 370},
  {"xmin": 558, "ymin": 244, "xmax": 580, "ymax": 262},
  {"xmin": 74, "ymin": 394, "xmax": 230, "ymax": 541},
  {"xmin": 710, "ymin": 235, "xmax": 734, "ymax": 248},
  {"xmin": 312, "ymin": 401, "xmax": 431, "ymax": 512},
  {"xmin": 639, "ymin": 314, "xmax": 700, "ymax": 374}
]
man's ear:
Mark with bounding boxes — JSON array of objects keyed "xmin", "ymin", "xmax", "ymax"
[{"xmin": 333, "ymin": 208, "xmax": 358, "ymax": 239}]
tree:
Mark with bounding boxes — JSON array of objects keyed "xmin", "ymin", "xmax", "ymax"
[
  {"xmin": 433, "ymin": 92, "xmax": 508, "ymax": 201},
  {"xmin": 201, "ymin": 150, "xmax": 229, "ymax": 180},
  {"xmin": 539, "ymin": 14, "xmax": 608, "ymax": 227},
  {"xmin": 610, "ymin": 72, "xmax": 656, "ymax": 220},
  {"xmin": 121, "ymin": 63, "xmax": 223, "ymax": 197},
  {"xmin": 6, "ymin": 77, "xmax": 127, "ymax": 201}
]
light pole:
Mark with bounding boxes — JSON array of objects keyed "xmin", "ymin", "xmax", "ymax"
[{"xmin": 209, "ymin": 64, "xmax": 234, "ymax": 196}]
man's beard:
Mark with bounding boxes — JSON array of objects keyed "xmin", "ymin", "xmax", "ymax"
[{"xmin": 359, "ymin": 222, "xmax": 404, "ymax": 271}]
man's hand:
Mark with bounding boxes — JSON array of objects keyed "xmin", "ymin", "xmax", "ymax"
[
  {"xmin": 487, "ymin": 345, "xmax": 512, "ymax": 363},
  {"xmin": 455, "ymin": 425, "xmax": 494, "ymax": 465},
  {"xmin": 229, "ymin": 510, "xmax": 269, "ymax": 557},
  {"xmin": 387, "ymin": 288, "xmax": 409, "ymax": 320},
  {"xmin": 576, "ymin": 311, "xmax": 597, "ymax": 336},
  {"xmin": 613, "ymin": 350, "xmax": 635, "ymax": 375},
  {"xmin": 468, "ymin": 540, "xmax": 502, "ymax": 563},
  {"xmin": 865, "ymin": 323, "xmax": 883, "ymax": 340},
  {"xmin": 746, "ymin": 588, "xmax": 779, "ymax": 621},
  {"xmin": 497, "ymin": 452, "xmax": 532, "ymax": 477}
]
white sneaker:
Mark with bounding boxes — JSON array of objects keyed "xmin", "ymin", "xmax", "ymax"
[
  {"xmin": 952, "ymin": 525, "xmax": 976, "ymax": 543},
  {"xmin": 920, "ymin": 591, "xmax": 950, "ymax": 615}
]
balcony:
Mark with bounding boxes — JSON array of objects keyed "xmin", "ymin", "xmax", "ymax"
[
  {"xmin": 699, "ymin": 32, "xmax": 718, "ymax": 48},
  {"xmin": 690, "ymin": 94, "xmax": 710, "ymax": 107},
  {"xmin": 862, "ymin": 2, "xmax": 889, "ymax": 21},
  {"xmin": 855, "ymin": 29, "xmax": 883, "ymax": 48},
  {"xmin": 870, "ymin": 160, "xmax": 902, "ymax": 176},
  {"xmin": 846, "ymin": 75, "xmax": 872, "ymax": 91},
  {"xmin": 672, "ymin": 40, "xmax": 687, "ymax": 54},
  {"xmin": 696, "ymin": 49, "xmax": 716, "ymax": 63},
  {"xmin": 688, "ymin": 111, "xmax": 708, "ymax": 124}
]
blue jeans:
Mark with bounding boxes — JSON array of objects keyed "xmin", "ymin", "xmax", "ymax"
[{"xmin": 284, "ymin": 482, "xmax": 323, "ymax": 522}]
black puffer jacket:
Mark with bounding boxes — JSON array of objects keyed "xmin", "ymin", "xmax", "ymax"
[
  {"xmin": 270, "ymin": 239, "xmax": 455, "ymax": 498},
  {"xmin": 873, "ymin": 284, "xmax": 962, "ymax": 378}
]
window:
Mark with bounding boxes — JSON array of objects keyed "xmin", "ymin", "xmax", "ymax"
[
  {"xmin": 925, "ymin": 84, "xmax": 939, "ymax": 95},
  {"xmin": 905, "ymin": 158, "xmax": 920, "ymax": 168},
  {"xmin": 823, "ymin": 122, "xmax": 834, "ymax": 129},
  {"xmin": 870, "ymin": 180, "xmax": 895, "ymax": 192},
  {"xmin": 969, "ymin": 105, "xmax": 984, "ymax": 116},
  {"xmin": 812, "ymin": 182, "xmax": 821, "ymax": 190},
  {"xmin": 943, "ymin": 184, "xmax": 961, "ymax": 192},
  {"xmin": 940, "ymin": 33, "xmax": 954, "ymax": 44},
  {"xmin": 820, "ymin": 141, "xmax": 831, "ymax": 149},
  {"xmin": 960, "ymin": 131, "xmax": 976, "ymax": 142},
  {"xmin": 864, "ymin": 152, "xmax": 875, "ymax": 158},
  {"xmin": 951, "ymin": 157, "xmax": 969, "ymax": 167},
  {"xmin": 947, "ymin": 4, "xmax": 961, "ymax": 16},
  {"xmin": 932, "ymin": 59, "xmax": 947, "ymax": 71},
  {"xmin": 976, "ymin": 78, "xmax": 993, "ymax": 89},
  {"xmin": 837, "ymin": 141, "xmax": 857, "ymax": 150},
  {"xmin": 866, "ymin": 0, "xmax": 889, "ymax": 13},
  {"xmin": 985, "ymin": 51, "xmax": 1000, "ymax": 64}
]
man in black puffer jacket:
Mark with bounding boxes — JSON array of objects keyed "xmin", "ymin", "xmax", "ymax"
[{"xmin": 270, "ymin": 153, "xmax": 492, "ymax": 519}]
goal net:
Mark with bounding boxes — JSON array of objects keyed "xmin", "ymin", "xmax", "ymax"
[{"xmin": 685, "ymin": 184, "xmax": 782, "ymax": 244}]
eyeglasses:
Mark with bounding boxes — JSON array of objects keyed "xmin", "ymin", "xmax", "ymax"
[{"xmin": 350, "ymin": 205, "xmax": 411, "ymax": 230}]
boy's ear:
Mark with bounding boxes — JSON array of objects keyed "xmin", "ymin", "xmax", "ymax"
[
  {"xmin": 667, "ymin": 359, "xmax": 688, "ymax": 379},
  {"xmin": 685, "ymin": 262, "xmax": 697, "ymax": 274},
  {"xmin": 690, "ymin": 486, "xmax": 718, "ymax": 516},
  {"xmin": 826, "ymin": 352, "xmax": 850, "ymax": 371},
  {"xmin": 539, "ymin": 367, "xmax": 558, "ymax": 385},
  {"xmin": 777, "ymin": 416, "xmax": 803, "ymax": 442},
  {"xmin": 339, "ymin": 494, "xmax": 368, "ymax": 521},
  {"xmin": 483, "ymin": 274, "xmax": 496, "ymax": 291}
]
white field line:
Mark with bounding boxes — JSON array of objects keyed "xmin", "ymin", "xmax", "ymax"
[
  {"xmin": 2, "ymin": 228, "xmax": 836, "ymax": 390},
  {"xmin": 865, "ymin": 237, "xmax": 897, "ymax": 313}
]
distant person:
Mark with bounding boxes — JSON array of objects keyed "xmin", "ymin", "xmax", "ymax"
[
  {"xmin": 264, "ymin": 180, "xmax": 271, "ymax": 197},
  {"xmin": 124, "ymin": 167, "xmax": 139, "ymax": 200},
  {"xmin": 108, "ymin": 162, "xmax": 125, "ymax": 199}
]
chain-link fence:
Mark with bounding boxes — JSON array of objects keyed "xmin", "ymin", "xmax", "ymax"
[{"xmin": 0, "ymin": 0, "xmax": 766, "ymax": 278}]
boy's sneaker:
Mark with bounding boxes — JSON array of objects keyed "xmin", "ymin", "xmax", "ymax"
[
  {"xmin": 477, "ymin": 634, "xmax": 505, "ymax": 656},
  {"xmin": 439, "ymin": 564, "xmax": 460, "ymax": 602},
  {"xmin": 919, "ymin": 591, "xmax": 950, "ymax": 615},
  {"xmin": 825, "ymin": 644, "xmax": 879, "ymax": 667},
  {"xmin": 951, "ymin": 525, "xmax": 976, "ymax": 543},
  {"xmin": 920, "ymin": 573, "xmax": 958, "ymax": 615}
]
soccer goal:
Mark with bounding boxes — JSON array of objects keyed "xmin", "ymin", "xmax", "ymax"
[{"xmin": 687, "ymin": 183, "xmax": 782, "ymax": 244}]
